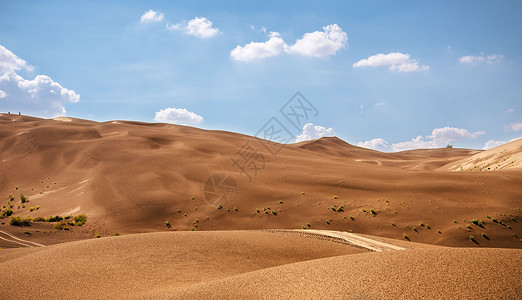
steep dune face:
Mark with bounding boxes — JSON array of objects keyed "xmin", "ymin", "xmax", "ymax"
[
  {"xmin": 443, "ymin": 138, "xmax": 522, "ymax": 171},
  {"xmin": 0, "ymin": 114, "xmax": 521, "ymax": 248}
]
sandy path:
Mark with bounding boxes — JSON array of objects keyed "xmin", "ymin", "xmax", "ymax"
[
  {"xmin": 268, "ymin": 229, "xmax": 406, "ymax": 252},
  {"xmin": 0, "ymin": 231, "xmax": 45, "ymax": 247}
]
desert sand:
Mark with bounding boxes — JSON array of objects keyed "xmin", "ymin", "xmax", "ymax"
[{"xmin": 0, "ymin": 114, "xmax": 521, "ymax": 299}]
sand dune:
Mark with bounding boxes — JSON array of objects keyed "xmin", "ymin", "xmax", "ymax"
[
  {"xmin": 0, "ymin": 114, "xmax": 521, "ymax": 248},
  {"xmin": 1, "ymin": 114, "xmax": 521, "ymax": 299},
  {"xmin": 444, "ymin": 138, "xmax": 522, "ymax": 171}
]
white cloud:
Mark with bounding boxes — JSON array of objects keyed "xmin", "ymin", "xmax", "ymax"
[
  {"xmin": 154, "ymin": 107, "xmax": 203, "ymax": 125},
  {"xmin": 375, "ymin": 101, "xmax": 385, "ymax": 107},
  {"xmin": 353, "ymin": 52, "xmax": 428, "ymax": 72},
  {"xmin": 483, "ymin": 140, "xmax": 506, "ymax": 150},
  {"xmin": 166, "ymin": 17, "xmax": 219, "ymax": 39},
  {"xmin": 0, "ymin": 89, "xmax": 6, "ymax": 99},
  {"xmin": 391, "ymin": 127, "xmax": 485, "ymax": 151},
  {"xmin": 0, "ymin": 71, "xmax": 79, "ymax": 117},
  {"xmin": 0, "ymin": 45, "xmax": 33, "ymax": 73},
  {"xmin": 286, "ymin": 24, "xmax": 347, "ymax": 58},
  {"xmin": 357, "ymin": 138, "xmax": 390, "ymax": 151},
  {"xmin": 505, "ymin": 108, "xmax": 514, "ymax": 113},
  {"xmin": 295, "ymin": 123, "xmax": 335, "ymax": 142},
  {"xmin": 231, "ymin": 24, "xmax": 347, "ymax": 62},
  {"xmin": 230, "ymin": 32, "xmax": 287, "ymax": 62},
  {"xmin": 140, "ymin": 10, "xmax": 164, "ymax": 23},
  {"xmin": 459, "ymin": 54, "xmax": 503, "ymax": 64},
  {"xmin": 506, "ymin": 122, "xmax": 522, "ymax": 132}
]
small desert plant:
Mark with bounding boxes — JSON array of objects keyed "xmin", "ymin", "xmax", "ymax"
[
  {"xmin": 23, "ymin": 231, "xmax": 31, "ymax": 236},
  {"xmin": 217, "ymin": 204, "xmax": 223, "ymax": 210},
  {"xmin": 190, "ymin": 226, "xmax": 196, "ymax": 231},
  {"xmin": 390, "ymin": 222, "xmax": 395, "ymax": 226},
  {"xmin": 453, "ymin": 220, "xmax": 457, "ymax": 223},
  {"xmin": 349, "ymin": 215, "xmax": 354, "ymax": 221},
  {"xmin": 469, "ymin": 235, "xmax": 476, "ymax": 242},
  {"xmin": 472, "ymin": 219, "xmax": 479, "ymax": 226},
  {"xmin": 486, "ymin": 215, "xmax": 491, "ymax": 219},
  {"xmin": 54, "ymin": 222, "xmax": 69, "ymax": 230},
  {"xmin": 437, "ymin": 229, "xmax": 442, "ymax": 234},
  {"xmin": 10, "ymin": 216, "xmax": 31, "ymax": 226},
  {"xmin": 112, "ymin": 233, "xmax": 121, "ymax": 236},
  {"xmin": 8, "ymin": 194, "xmax": 14, "ymax": 201},
  {"xmin": 164, "ymin": 220, "xmax": 171, "ymax": 229},
  {"xmin": 333, "ymin": 195, "xmax": 338, "ymax": 199},
  {"xmin": 177, "ymin": 209, "xmax": 182, "ymax": 213},
  {"xmin": 271, "ymin": 210, "xmax": 277, "ymax": 216},
  {"xmin": 370, "ymin": 209, "xmax": 377, "ymax": 216},
  {"xmin": 301, "ymin": 225, "xmax": 306, "ymax": 229},
  {"xmin": 279, "ymin": 200, "xmax": 283, "ymax": 204},
  {"xmin": 403, "ymin": 233, "xmax": 410, "ymax": 241},
  {"xmin": 95, "ymin": 232, "xmax": 101, "ymax": 238},
  {"xmin": 64, "ymin": 215, "xmax": 72, "ymax": 219},
  {"xmin": 33, "ymin": 217, "xmax": 45, "ymax": 222},
  {"xmin": 466, "ymin": 224, "xmax": 473, "ymax": 230},
  {"xmin": 412, "ymin": 226, "xmax": 417, "ymax": 232},
  {"xmin": 420, "ymin": 222, "xmax": 425, "ymax": 227},
  {"xmin": 234, "ymin": 207, "xmax": 238, "ymax": 212},
  {"xmin": 306, "ymin": 223, "xmax": 311, "ymax": 227},
  {"xmin": 255, "ymin": 209, "xmax": 260, "ymax": 213},
  {"xmin": 362, "ymin": 208, "xmax": 366, "ymax": 212},
  {"xmin": 46, "ymin": 215, "xmax": 63, "ymax": 222},
  {"xmin": 337, "ymin": 205, "xmax": 344, "ymax": 212},
  {"xmin": 481, "ymin": 232, "xmax": 489, "ymax": 240},
  {"xmin": 426, "ymin": 224, "xmax": 431, "ymax": 229},
  {"xmin": 74, "ymin": 214, "xmax": 87, "ymax": 226},
  {"xmin": 20, "ymin": 194, "xmax": 27, "ymax": 203},
  {"xmin": 0, "ymin": 209, "xmax": 13, "ymax": 219},
  {"xmin": 492, "ymin": 218, "xmax": 498, "ymax": 223}
]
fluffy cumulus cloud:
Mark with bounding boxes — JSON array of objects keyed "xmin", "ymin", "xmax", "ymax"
[
  {"xmin": 140, "ymin": 10, "xmax": 164, "ymax": 23},
  {"xmin": 357, "ymin": 138, "xmax": 390, "ymax": 151},
  {"xmin": 286, "ymin": 24, "xmax": 348, "ymax": 57},
  {"xmin": 230, "ymin": 32, "xmax": 287, "ymax": 62},
  {"xmin": 459, "ymin": 54, "xmax": 503, "ymax": 64},
  {"xmin": 357, "ymin": 127, "xmax": 485, "ymax": 152},
  {"xmin": 231, "ymin": 24, "xmax": 347, "ymax": 62},
  {"xmin": 0, "ymin": 45, "xmax": 33, "ymax": 73},
  {"xmin": 295, "ymin": 123, "xmax": 336, "ymax": 142},
  {"xmin": 506, "ymin": 122, "xmax": 522, "ymax": 132},
  {"xmin": 0, "ymin": 45, "xmax": 79, "ymax": 117},
  {"xmin": 353, "ymin": 52, "xmax": 429, "ymax": 72},
  {"xmin": 483, "ymin": 140, "xmax": 506, "ymax": 150},
  {"xmin": 167, "ymin": 17, "xmax": 220, "ymax": 39},
  {"xmin": 154, "ymin": 107, "xmax": 203, "ymax": 125}
]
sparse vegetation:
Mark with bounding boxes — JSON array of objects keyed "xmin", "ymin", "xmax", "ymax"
[
  {"xmin": 403, "ymin": 233, "xmax": 410, "ymax": 241},
  {"xmin": 10, "ymin": 216, "xmax": 31, "ymax": 226},
  {"xmin": 190, "ymin": 226, "xmax": 196, "ymax": 231},
  {"xmin": 95, "ymin": 232, "xmax": 101, "ymax": 238},
  {"xmin": 370, "ymin": 209, "xmax": 377, "ymax": 216},
  {"xmin": 0, "ymin": 209, "xmax": 13, "ymax": 219},
  {"xmin": 279, "ymin": 200, "xmax": 283, "ymax": 204},
  {"xmin": 349, "ymin": 215, "xmax": 354, "ymax": 221},
  {"xmin": 8, "ymin": 194, "xmax": 14, "ymax": 201},
  {"xmin": 54, "ymin": 221, "xmax": 69, "ymax": 230},
  {"xmin": 390, "ymin": 222, "xmax": 395, "ymax": 226},
  {"xmin": 46, "ymin": 215, "xmax": 63, "ymax": 222},
  {"xmin": 255, "ymin": 209, "xmax": 260, "ymax": 213},
  {"xmin": 164, "ymin": 220, "xmax": 171, "ymax": 229},
  {"xmin": 74, "ymin": 214, "xmax": 87, "ymax": 226},
  {"xmin": 481, "ymin": 232, "xmax": 489, "ymax": 240},
  {"xmin": 20, "ymin": 194, "xmax": 28, "ymax": 203},
  {"xmin": 33, "ymin": 217, "xmax": 45, "ymax": 222},
  {"xmin": 469, "ymin": 235, "xmax": 476, "ymax": 243},
  {"xmin": 217, "ymin": 204, "xmax": 223, "ymax": 210},
  {"xmin": 301, "ymin": 225, "xmax": 306, "ymax": 229}
]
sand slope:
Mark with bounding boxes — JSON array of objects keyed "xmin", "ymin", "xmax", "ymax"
[{"xmin": 0, "ymin": 114, "xmax": 521, "ymax": 248}]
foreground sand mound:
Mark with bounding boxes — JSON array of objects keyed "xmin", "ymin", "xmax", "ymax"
[
  {"xmin": 148, "ymin": 247, "xmax": 522, "ymax": 299},
  {"xmin": 0, "ymin": 231, "xmax": 363, "ymax": 298},
  {"xmin": 444, "ymin": 138, "xmax": 522, "ymax": 171}
]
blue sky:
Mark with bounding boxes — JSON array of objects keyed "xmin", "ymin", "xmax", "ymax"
[{"xmin": 0, "ymin": 0, "xmax": 521, "ymax": 151}]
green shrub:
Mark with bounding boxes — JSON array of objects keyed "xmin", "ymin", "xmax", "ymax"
[
  {"xmin": 370, "ymin": 209, "xmax": 377, "ymax": 216},
  {"xmin": 164, "ymin": 220, "xmax": 171, "ymax": 229},
  {"xmin": 481, "ymin": 232, "xmax": 489, "ymax": 240},
  {"xmin": 8, "ymin": 194, "xmax": 14, "ymax": 201},
  {"xmin": 472, "ymin": 219, "xmax": 479, "ymax": 226},
  {"xmin": 349, "ymin": 215, "xmax": 354, "ymax": 221},
  {"xmin": 301, "ymin": 225, "xmax": 306, "ymax": 229},
  {"xmin": 54, "ymin": 222, "xmax": 69, "ymax": 230},
  {"xmin": 112, "ymin": 233, "xmax": 121, "ymax": 236},
  {"xmin": 0, "ymin": 209, "xmax": 13, "ymax": 219},
  {"xmin": 190, "ymin": 226, "xmax": 196, "ymax": 231},
  {"xmin": 403, "ymin": 233, "xmax": 410, "ymax": 241},
  {"xmin": 271, "ymin": 210, "xmax": 277, "ymax": 216},
  {"xmin": 217, "ymin": 204, "xmax": 223, "ymax": 210},
  {"xmin": 10, "ymin": 216, "xmax": 31, "ymax": 226},
  {"xmin": 33, "ymin": 216, "xmax": 45, "ymax": 222},
  {"xmin": 390, "ymin": 222, "xmax": 395, "ymax": 226},
  {"xmin": 74, "ymin": 214, "xmax": 87, "ymax": 226},
  {"xmin": 95, "ymin": 232, "xmax": 101, "ymax": 238},
  {"xmin": 46, "ymin": 215, "xmax": 63, "ymax": 222},
  {"xmin": 306, "ymin": 223, "xmax": 311, "ymax": 227},
  {"xmin": 64, "ymin": 215, "xmax": 72, "ymax": 220},
  {"xmin": 20, "ymin": 194, "xmax": 28, "ymax": 203}
]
